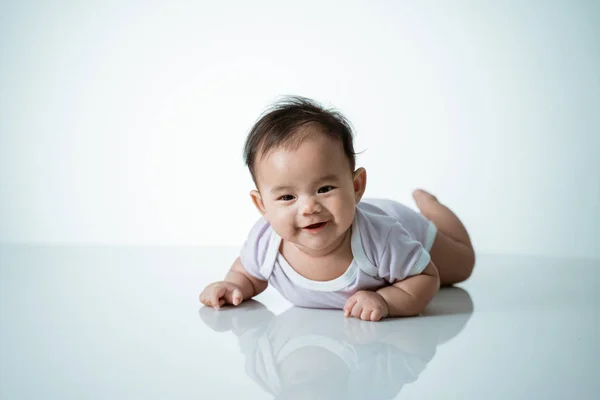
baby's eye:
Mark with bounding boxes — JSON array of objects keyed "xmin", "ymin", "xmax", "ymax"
[
  {"xmin": 278, "ymin": 194, "xmax": 295, "ymax": 201},
  {"xmin": 317, "ymin": 185, "xmax": 335, "ymax": 194}
]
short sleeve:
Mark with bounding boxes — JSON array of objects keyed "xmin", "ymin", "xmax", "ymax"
[
  {"xmin": 378, "ymin": 222, "xmax": 431, "ymax": 283},
  {"xmin": 239, "ymin": 217, "xmax": 272, "ymax": 281}
]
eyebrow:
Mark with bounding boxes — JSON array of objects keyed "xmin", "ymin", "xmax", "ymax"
[{"xmin": 270, "ymin": 174, "xmax": 340, "ymax": 194}]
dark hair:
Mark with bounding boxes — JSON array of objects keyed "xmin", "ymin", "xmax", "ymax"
[{"xmin": 243, "ymin": 96, "xmax": 357, "ymax": 183}]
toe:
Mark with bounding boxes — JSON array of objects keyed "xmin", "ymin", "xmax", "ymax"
[{"xmin": 412, "ymin": 188, "xmax": 438, "ymax": 204}]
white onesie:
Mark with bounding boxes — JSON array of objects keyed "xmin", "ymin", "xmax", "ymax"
[{"xmin": 240, "ymin": 198, "xmax": 437, "ymax": 309}]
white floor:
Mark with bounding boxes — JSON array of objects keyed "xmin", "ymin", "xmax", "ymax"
[{"xmin": 0, "ymin": 245, "xmax": 598, "ymax": 399}]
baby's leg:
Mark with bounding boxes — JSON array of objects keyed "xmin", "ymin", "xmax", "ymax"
[{"xmin": 413, "ymin": 189, "xmax": 475, "ymax": 286}]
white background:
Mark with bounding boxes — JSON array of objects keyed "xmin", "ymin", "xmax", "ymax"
[{"xmin": 1, "ymin": 0, "xmax": 599, "ymax": 259}]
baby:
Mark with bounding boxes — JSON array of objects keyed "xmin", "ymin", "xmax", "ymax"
[{"xmin": 200, "ymin": 96, "xmax": 475, "ymax": 321}]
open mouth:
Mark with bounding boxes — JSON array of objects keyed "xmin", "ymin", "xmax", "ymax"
[{"xmin": 303, "ymin": 222, "xmax": 327, "ymax": 230}]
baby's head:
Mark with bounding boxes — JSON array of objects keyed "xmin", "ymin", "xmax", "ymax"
[{"xmin": 243, "ymin": 96, "xmax": 367, "ymax": 256}]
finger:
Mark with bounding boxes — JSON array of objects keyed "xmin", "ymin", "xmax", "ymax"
[
  {"xmin": 371, "ymin": 309, "xmax": 382, "ymax": 322},
  {"xmin": 211, "ymin": 286, "xmax": 226, "ymax": 309},
  {"xmin": 200, "ymin": 290, "xmax": 211, "ymax": 306},
  {"xmin": 232, "ymin": 288, "xmax": 243, "ymax": 306},
  {"xmin": 351, "ymin": 303, "xmax": 363, "ymax": 319},
  {"xmin": 224, "ymin": 287, "xmax": 242, "ymax": 306},
  {"xmin": 218, "ymin": 298, "xmax": 226, "ymax": 308},
  {"xmin": 344, "ymin": 297, "xmax": 357, "ymax": 317},
  {"xmin": 360, "ymin": 309, "xmax": 372, "ymax": 321},
  {"xmin": 222, "ymin": 288, "xmax": 234, "ymax": 304}
]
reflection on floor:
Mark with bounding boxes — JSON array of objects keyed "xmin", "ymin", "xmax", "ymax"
[
  {"xmin": 200, "ymin": 288, "xmax": 473, "ymax": 400},
  {"xmin": 0, "ymin": 245, "xmax": 598, "ymax": 399}
]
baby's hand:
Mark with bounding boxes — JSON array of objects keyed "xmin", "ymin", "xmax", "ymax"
[
  {"xmin": 344, "ymin": 290, "xmax": 389, "ymax": 322},
  {"xmin": 200, "ymin": 281, "xmax": 244, "ymax": 310}
]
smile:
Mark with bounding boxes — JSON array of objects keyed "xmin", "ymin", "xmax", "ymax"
[{"xmin": 302, "ymin": 222, "xmax": 328, "ymax": 232}]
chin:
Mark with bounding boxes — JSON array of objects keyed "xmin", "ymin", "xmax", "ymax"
[{"xmin": 301, "ymin": 236, "xmax": 339, "ymax": 251}]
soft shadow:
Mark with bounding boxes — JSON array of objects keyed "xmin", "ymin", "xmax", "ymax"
[
  {"xmin": 421, "ymin": 286, "xmax": 475, "ymax": 345},
  {"xmin": 198, "ymin": 287, "xmax": 473, "ymax": 400}
]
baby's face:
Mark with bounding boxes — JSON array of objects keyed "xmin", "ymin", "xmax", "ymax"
[{"xmin": 251, "ymin": 131, "xmax": 364, "ymax": 257}]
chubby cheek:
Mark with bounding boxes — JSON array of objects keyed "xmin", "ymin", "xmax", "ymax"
[
  {"xmin": 328, "ymin": 195, "xmax": 355, "ymax": 228},
  {"xmin": 266, "ymin": 207, "xmax": 297, "ymax": 238}
]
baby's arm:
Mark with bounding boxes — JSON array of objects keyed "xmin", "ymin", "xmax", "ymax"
[
  {"xmin": 226, "ymin": 257, "xmax": 269, "ymax": 300},
  {"xmin": 376, "ymin": 262, "xmax": 440, "ymax": 317},
  {"xmin": 200, "ymin": 257, "xmax": 268, "ymax": 309}
]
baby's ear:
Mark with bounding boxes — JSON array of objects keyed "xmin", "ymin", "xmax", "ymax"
[
  {"xmin": 353, "ymin": 167, "xmax": 367, "ymax": 203},
  {"xmin": 250, "ymin": 190, "xmax": 266, "ymax": 215}
]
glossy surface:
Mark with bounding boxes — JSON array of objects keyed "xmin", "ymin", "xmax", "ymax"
[{"xmin": 1, "ymin": 245, "xmax": 599, "ymax": 399}]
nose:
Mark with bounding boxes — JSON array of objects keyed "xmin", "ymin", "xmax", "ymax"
[{"xmin": 301, "ymin": 196, "xmax": 322, "ymax": 215}]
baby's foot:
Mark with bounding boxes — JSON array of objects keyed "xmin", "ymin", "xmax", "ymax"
[{"xmin": 412, "ymin": 188, "xmax": 439, "ymax": 208}]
